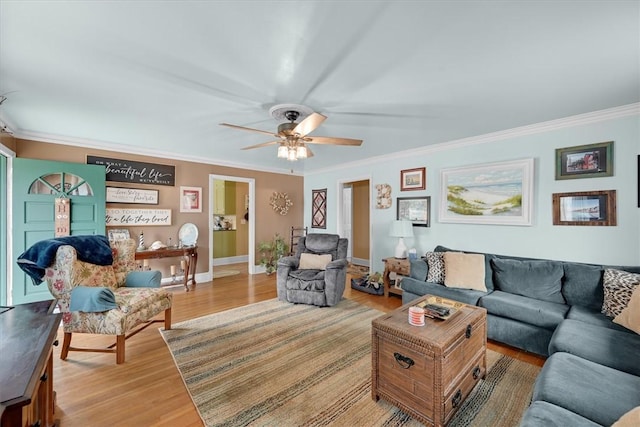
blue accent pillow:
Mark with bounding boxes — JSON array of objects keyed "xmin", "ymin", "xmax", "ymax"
[
  {"xmin": 70, "ymin": 286, "xmax": 117, "ymax": 312},
  {"xmin": 125, "ymin": 270, "xmax": 162, "ymax": 288},
  {"xmin": 491, "ymin": 258, "xmax": 565, "ymax": 304}
]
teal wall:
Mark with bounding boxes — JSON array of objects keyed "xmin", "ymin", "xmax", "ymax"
[{"xmin": 304, "ymin": 108, "xmax": 640, "ymax": 273}]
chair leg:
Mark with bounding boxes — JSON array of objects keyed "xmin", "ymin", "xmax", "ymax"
[
  {"xmin": 115, "ymin": 335, "xmax": 125, "ymax": 364},
  {"xmin": 60, "ymin": 332, "xmax": 72, "ymax": 360},
  {"xmin": 164, "ymin": 307, "xmax": 172, "ymax": 330}
]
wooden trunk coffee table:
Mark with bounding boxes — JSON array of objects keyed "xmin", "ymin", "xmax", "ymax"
[{"xmin": 371, "ymin": 294, "xmax": 487, "ymax": 426}]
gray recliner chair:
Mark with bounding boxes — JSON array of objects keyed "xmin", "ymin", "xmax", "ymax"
[{"xmin": 276, "ymin": 233, "xmax": 349, "ymax": 307}]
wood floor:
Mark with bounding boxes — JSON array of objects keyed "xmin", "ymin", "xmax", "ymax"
[{"xmin": 51, "ymin": 264, "xmax": 545, "ymax": 426}]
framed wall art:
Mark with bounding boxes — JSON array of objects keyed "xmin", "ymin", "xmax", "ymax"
[
  {"xmin": 180, "ymin": 186, "xmax": 202, "ymax": 213},
  {"xmin": 397, "ymin": 196, "xmax": 430, "ymax": 227},
  {"xmin": 439, "ymin": 158, "xmax": 534, "ymax": 226},
  {"xmin": 106, "ymin": 208, "xmax": 171, "ymax": 226},
  {"xmin": 555, "ymin": 141, "xmax": 613, "ymax": 180},
  {"xmin": 311, "ymin": 188, "xmax": 327, "ymax": 228},
  {"xmin": 400, "ymin": 167, "xmax": 426, "ymax": 191},
  {"xmin": 107, "ymin": 228, "xmax": 130, "ymax": 241},
  {"xmin": 552, "ymin": 190, "xmax": 616, "ymax": 226}
]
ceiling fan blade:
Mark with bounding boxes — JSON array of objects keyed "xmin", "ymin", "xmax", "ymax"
[
  {"xmin": 304, "ymin": 136, "xmax": 363, "ymax": 146},
  {"xmin": 292, "ymin": 112, "xmax": 327, "ymax": 137},
  {"xmin": 220, "ymin": 122, "xmax": 280, "ymax": 138},
  {"xmin": 241, "ymin": 141, "xmax": 281, "ymax": 150}
]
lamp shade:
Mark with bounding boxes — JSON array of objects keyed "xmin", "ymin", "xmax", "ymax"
[{"xmin": 389, "ymin": 220, "xmax": 414, "ymax": 238}]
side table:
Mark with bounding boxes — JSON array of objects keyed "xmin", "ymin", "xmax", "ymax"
[
  {"xmin": 135, "ymin": 246, "xmax": 198, "ymax": 291},
  {"xmin": 382, "ymin": 257, "xmax": 410, "ymax": 297}
]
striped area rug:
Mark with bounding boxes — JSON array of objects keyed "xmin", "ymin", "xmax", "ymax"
[{"xmin": 160, "ymin": 299, "xmax": 540, "ymax": 427}]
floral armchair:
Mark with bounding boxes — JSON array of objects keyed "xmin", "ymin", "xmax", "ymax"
[{"xmin": 43, "ymin": 238, "xmax": 172, "ymax": 364}]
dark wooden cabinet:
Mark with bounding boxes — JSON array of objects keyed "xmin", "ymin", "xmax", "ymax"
[{"xmin": 1, "ymin": 300, "xmax": 62, "ymax": 427}]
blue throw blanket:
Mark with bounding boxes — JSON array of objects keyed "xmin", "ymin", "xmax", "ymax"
[{"xmin": 17, "ymin": 235, "xmax": 113, "ymax": 285}]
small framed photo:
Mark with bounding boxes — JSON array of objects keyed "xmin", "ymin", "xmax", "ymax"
[
  {"xmin": 180, "ymin": 186, "xmax": 202, "ymax": 213},
  {"xmin": 397, "ymin": 196, "xmax": 430, "ymax": 227},
  {"xmin": 400, "ymin": 167, "xmax": 426, "ymax": 191},
  {"xmin": 555, "ymin": 141, "xmax": 613, "ymax": 180},
  {"xmin": 107, "ymin": 228, "xmax": 130, "ymax": 241},
  {"xmin": 552, "ymin": 190, "xmax": 616, "ymax": 226}
]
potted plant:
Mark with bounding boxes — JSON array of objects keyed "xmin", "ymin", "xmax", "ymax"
[{"xmin": 258, "ymin": 233, "xmax": 289, "ymax": 275}]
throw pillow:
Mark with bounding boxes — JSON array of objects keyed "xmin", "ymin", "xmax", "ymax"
[
  {"xmin": 299, "ymin": 253, "xmax": 332, "ymax": 270},
  {"xmin": 70, "ymin": 286, "xmax": 117, "ymax": 312},
  {"xmin": 443, "ymin": 252, "xmax": 487, "ymax": 292},
  {"xmin": 491, "ymin": 258, "xmax": 565, "ymax": 304},
  {"xmin": 614, "ymin": 285, "xmax": 640, "ymax": 334},
  {"xmin": 602, "ymin": 269, "xmax": 640, "ymax": 318},
  {"xmin": 611, "ymin": 406, "xmax": 640, "ymax": 427},
  {"xmin": 426, "ymin": 251, "xmax": 445, "ymax": 284}
]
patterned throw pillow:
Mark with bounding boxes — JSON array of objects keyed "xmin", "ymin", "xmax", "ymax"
[
  {"xmin": 426, "ymin": 252, "xmax": 445, "ymax": 284},
  {"xmin": 602, "ymin": 269, "xmax": 640, "ymax": 318}
]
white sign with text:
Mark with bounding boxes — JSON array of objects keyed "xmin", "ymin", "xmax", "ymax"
[{"xmin": 106, "ymin": 208, "xmax": 171, "ymax": 226}]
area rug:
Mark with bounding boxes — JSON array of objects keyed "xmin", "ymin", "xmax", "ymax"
[
  {"xmin": 160, "ymin": 299, "xmax": 540, "ymax": 427},
  {"xmin": 212, "ymin": 269, "xmax": 240, "ymax": 279}
]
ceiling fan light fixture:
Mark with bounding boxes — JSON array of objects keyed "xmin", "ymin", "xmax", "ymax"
[
  {"xmin": 296, "ymin": 145, "xmax": 308, "ymax": 159},
  {"xmin": 287, "ymin": 148, "xmax": 298, "ymax": 161},
  {"xmin": 277, "ymin": 144, "xmax": 288, "ymax": 159}
]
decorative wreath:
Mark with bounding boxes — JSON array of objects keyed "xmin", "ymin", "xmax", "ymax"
[{"xmin": 270, "ymin": 192, "xmax": 293, "ymax": 215}]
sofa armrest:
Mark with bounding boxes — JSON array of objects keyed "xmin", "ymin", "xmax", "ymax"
[
  {"xmin": 326, "ymin": 259, "xmax": 348, "ymax": 270},
  {"xmin": 410, "ymin": 259, "xmax": 428, "ymax": 281},
  {"xmin": 125, "ymin": 270, "xmax": 162, "ymax": 288}
]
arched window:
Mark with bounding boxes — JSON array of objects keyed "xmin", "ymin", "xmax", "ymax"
[{"xmin": 28, "ymin": 172, "xmax": 94, "ymax": 196}]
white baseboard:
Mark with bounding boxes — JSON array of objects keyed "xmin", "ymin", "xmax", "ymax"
[{"xmin": 212, "ymin": 255, "xmax": 248, "ymax": 266}]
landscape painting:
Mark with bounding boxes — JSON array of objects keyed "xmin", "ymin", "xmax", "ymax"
[{"xmin": 439, "ymin": 158, "xmax": 534, "ymax": 226}]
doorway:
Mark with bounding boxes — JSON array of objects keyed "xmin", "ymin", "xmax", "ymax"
[
  {"xmin": 208, "ymin": 174, "xmax": 256, "ymax": 276},
  {"xmin": 337, "ymin": 177, "xmax": 371, "ymax": 268}
]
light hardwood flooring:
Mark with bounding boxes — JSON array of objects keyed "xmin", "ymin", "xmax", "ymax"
[{"xmin": 51, "ymin": 263, "xmax": 545, "ymax": 426}]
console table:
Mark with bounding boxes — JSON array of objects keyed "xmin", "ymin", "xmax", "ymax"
[
  {"xmin": 135, "ymin": 246, "xmax": 198, "ymax": 291},
  {"xmin": 1, "ymin": 300, "xmax": 62, "ymax": 427}
]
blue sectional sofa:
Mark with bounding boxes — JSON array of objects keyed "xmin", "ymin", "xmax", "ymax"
[{"xmin": 400, "ymin": 245, "xmax": 640, "ymax": 426}]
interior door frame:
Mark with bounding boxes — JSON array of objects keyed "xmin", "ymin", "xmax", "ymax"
[
  {"xmin": 0, "ymin": 144, "xmax": 14, "ymax": 305},
  {"xmin": 336, "ymin": 175, "xmax": 372, "ymax": 267},
  {"xmin": 208, "ymin": 174, "xmax": 256, "ymax": 275}
]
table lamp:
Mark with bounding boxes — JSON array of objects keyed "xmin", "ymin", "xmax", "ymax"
[{"xmin": 389, "ymin": 220, "xmax": 414, "ymax": 259}]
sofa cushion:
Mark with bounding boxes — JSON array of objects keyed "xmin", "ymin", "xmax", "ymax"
[
  {"xmin": 612, "ymin": 407, "xmax": 640, "ymax": 427},
  {"xmin": 299, "ymin": 253, "xmax": 332, "ymax": 270},
  {"xmin": 425, "ymin": 251, "xmax": 445, "ymax": 284},
  {"xmin": 549, "ymin": 319, "xmax": 640, "ymax": 377},
  {"xmin": 566, "ymin": 305, "xmax": 632, "ymax": 333},
  {"xmin": 532, "ymin": 352, "xmax": 640, "ymax": 427},
  {"xmin": 303, "ymin": 234, "xmax": 340, "ymax": 259},
  {"xmin": 479, "ymin": 291, "xmax": 568, "ymax": 330},
  {"xmin": 602, "ymin": 269, "xmax": 640, "ymax": 318},
  {"xmin": 491, "ymin": 258, "xmax": 565, "ymax": 304},
  {"xmin": 562, "ymin": 262, "xmax": 604, "ymax": 311},
  {"xmin": 614, "ymin": 285, "xmax": 640, "ymax": 335},
  {"xmin": 520, "ymin": 401, "xmax": 601, "ymax": 427},
  {"xmin": 400, "ymin": 277, "xmax": 487, "ymax": 305},
  {"xmin": 443, "ymin": 252, "xmax": 487, "ymax": 292}
]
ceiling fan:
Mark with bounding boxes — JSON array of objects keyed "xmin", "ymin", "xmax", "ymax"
[{"xmin": 220, "ymin": 104, "xmax": 363, "ymax": 161}]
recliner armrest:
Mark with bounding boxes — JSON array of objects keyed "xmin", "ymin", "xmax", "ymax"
[{"xmin": 326, "ymin": 259, "xmax": 348, "ymax": 270}]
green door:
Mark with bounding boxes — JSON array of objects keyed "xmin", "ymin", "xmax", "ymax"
[{"xmin": 12, "ymin": 158, "xmax": 106, "ymax": 304}]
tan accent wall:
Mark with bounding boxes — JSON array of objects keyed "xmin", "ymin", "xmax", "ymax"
[
  {"xmin": 351, "ymin": 180, "xmax": 370, "ymax": 261},
  {"xmin": 0, "ymin": 133, "xmax": 16, "ymax": 151},
  {"xmin": 14, "ymin": 139, "xmax": 303, "ymax": 274}
]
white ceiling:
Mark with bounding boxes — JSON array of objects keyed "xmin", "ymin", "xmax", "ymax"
[{"xmin": 1, "ymin": 1, "xmax": 638, "ymax": 174}]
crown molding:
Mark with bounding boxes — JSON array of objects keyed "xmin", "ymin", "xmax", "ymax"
[
  {"xmin": 306, "ymin": 103, "xmax": 640, "ymax": 176},
  {"xmin": 11, "ymin": 130, "xmax": 304, "ymax": 177}
]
